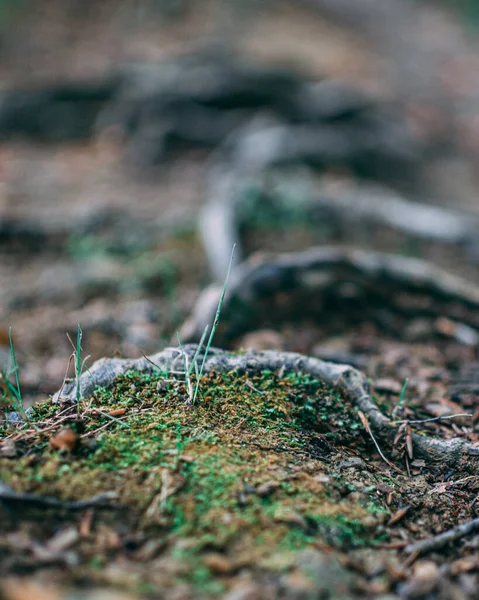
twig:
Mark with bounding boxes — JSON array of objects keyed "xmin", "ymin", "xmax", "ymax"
[
  {"xmin": 393, "ymin": 413, "xmax": 472, "ymax": 425},
  {"xmin": 0, "ymin": 481, "xmax": 117, "ymax": 511},
  {"xmin": 10, "ymin": 414, "xmax": 80, "ymax": 441},
  {"xmin": 358, "ymin": 410, "xmax": 403, "ymax": 474},
  {"xmin": 404, "ymin": 516, "xmax": 479, "ymax": 556},
  {"xmin": 245, "ymin": 380, "xmax": 267, "ymax": 395},
  {"xmin": 80, "ymin": 416, "xmax": 129, "ymax": 439},
  {"xmin": 140, "ymin": 350, "xmax": 174, "ymax": 377}
]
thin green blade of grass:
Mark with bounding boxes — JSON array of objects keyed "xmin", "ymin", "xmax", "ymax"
[
  {"xmin": 392, "ymin": 378, "xmax": 409, "ymax": 419},
  {"xmin": 76, "ymin": 325, "xmax": 83, "ymax": 404},
  {"xmin": 187, "ymin": 324, "xmax": 209, "ymax": 378},
  {"xmin": 192, "ymin": 244, "xmax": 236, "ymax": 404},
  {"xmin": 96, "ymin": 409, "xmax": 131, "ymax": 429},
  {"xmin": 7, "ymin": 328, "xmax": 29, "ymax": 421}
]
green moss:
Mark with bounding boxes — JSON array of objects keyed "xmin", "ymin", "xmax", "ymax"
[{"xmin": 1, "ymin": 366, "xmax": 383, "ymax": 596}]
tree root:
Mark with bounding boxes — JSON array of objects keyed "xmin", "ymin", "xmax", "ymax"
[
  {"xmin": 200, "ymin": 167, "xmax": 479, "ymax": 281},
  {"xmin": 53, "ymin": 345, "xmax": 479, "ymax": 472},
  {"xmin": 179, "ymin": 246, "xmax": 479, "ymax": 345}
]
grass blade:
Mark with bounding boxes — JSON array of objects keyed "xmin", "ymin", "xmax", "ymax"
[{"xmin": 192, "ymin": 244, "xmax": 236, "ymax": 403}]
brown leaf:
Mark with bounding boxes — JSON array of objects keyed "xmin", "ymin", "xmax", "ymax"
[
  {"xmin": 79, "ymin": 509, "xmax": 94, "ymax": 538},
  {"xmin": 203, "ymin": 553, "xmax": 235, "ymax": 574},
  {"xmin": 0, "ymin": 579, "xmax": 63, "ymax": 600},
  {"xmin": 388, "ymin": 505, "xmax": 411, "ymax": 525},
  {"xmin": 107, "ymin": 408, "xmax": 127, "ymax": 417}
]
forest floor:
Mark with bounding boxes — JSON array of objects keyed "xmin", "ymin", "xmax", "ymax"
[{"xmin": 1, "ymin": 1, "xmax": 479, "ymax": 599}]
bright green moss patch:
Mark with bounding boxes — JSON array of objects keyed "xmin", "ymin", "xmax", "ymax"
[{"xmin": 1, "ymin": 367, "xmax": 388, "ymax": 596}]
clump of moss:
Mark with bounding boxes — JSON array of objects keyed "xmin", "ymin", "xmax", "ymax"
[{"xmin": 1, "ymin": 367, "xmax": 385, "ymax": 596}]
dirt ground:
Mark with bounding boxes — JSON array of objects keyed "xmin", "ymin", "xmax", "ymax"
[{"xmin": 1, "ymin": 1, "xmax": 479, "ymax": 599}]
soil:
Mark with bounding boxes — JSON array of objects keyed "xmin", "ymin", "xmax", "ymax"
[{"xmin": 1, "ymin": 1, "xmax": 479, "ymax": 599}]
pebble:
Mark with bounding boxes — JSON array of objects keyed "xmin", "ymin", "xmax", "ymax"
[
  {"xmin": 256, "ymin": 481, "xmax": 280, "ymax": 497},
  {"xmin": 338, "ymin": 457, "xmax": 366, "ymax": 470},
  {"xmin": 399, "ymin": 560, "xmax": 440, "ymax": 598},
  {"xmin": 223, "ymin": 583, "xmax": 267, "ymax": 600},
  {"xmin": 294, "ymin": 549, "xmax": 354, "ymax": 597}
]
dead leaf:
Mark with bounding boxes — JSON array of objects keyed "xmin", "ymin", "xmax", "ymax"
[
  {"xmin": 79, "ymin": 509, "xmax": 94, "ymax": 537},
  {"xmin": 0, "ymin": 579, "xmax": 62, "ymax": 600},
  {"xmin": 203, "ymin": 553, "xmax": 235, "ymax": 574},
  {"xmin": 405, "ymin": 423, "xmax": 413, "ymax": 460},
  {"xmin": 388, "ymin": 505, "xmax": 411, "ymax": 526},
  {"xmin": 107, "ymin": 408, "xmax": 127, "ymax": 417}
]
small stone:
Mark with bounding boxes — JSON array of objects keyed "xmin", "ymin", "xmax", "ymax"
[
  {"xmin": 368, "ymin": 577, "xmax": 390, "ymax": 595},
  {"xmin": 179, "ymin": 454, "xmax": 195, "ymax": 463},
  {"xmin": 295, "ymin": 549, "xmax": 354, "ymax": 597},
  {"xmin": 281, "ymin": 568, "xmax": 316, "ymax": 594},
  {"xmin": 313, "ymin": 473, "xmax": 330, "ymax": 483},
  {"xmin": 362, "ymin": 515, "xmax": 377, "ymax": 529},
  {"xmin": 0, "ymin": 439, "xmax": 17, "ymax": 457},
  {"xmin": 273, "ymin": 507, "xmax": 307, "ymax": 529},
  {"xmin": 256, "ymin": 481, "xmax": 280, "ymax": 497},
  {"xmin": 223, "ymin": 583, "xmax": 265, "ymax": 600},
  {"xmin": 156, "ymin": 380, "xmax": 168, "ymax": 393},
  {"xmin": 401, "ymin": 560, "xmax": 440, "ymax": 597},
  {"xmin": 338, "ymin": 457, "xmax": 366, "ymax": 470},
  {"xmin": 237, "ymin": 329, "xmax": 284, "ymax": 351}
]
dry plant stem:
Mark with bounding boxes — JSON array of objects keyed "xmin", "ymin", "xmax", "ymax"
[
  {"xmin": 404, "ymin": 516, "xmax": 479, "ymax": 556},
  {"xmin": 53, "ymin": 346, "xmax": 479, "ymax": 471},
  {"xmin": 393, "ymin": 414, "xmax": 472, "ymax": 425},
  {"xmin": 357, "ymin": 410, "xmax": 402, "ymax": 473}
]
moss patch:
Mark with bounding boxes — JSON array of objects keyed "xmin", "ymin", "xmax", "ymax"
[{"xmin": 1, "ymin": 367, "xmax": 392, "ymax": 596}]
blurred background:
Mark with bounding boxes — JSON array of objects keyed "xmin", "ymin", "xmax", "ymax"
[{"xmin": 1, "ymin": 0, "xmax": 479, "ymax": 406}]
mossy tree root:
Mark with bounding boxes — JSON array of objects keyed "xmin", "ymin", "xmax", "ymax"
[{"xmin": 54, "ymin": 345, "xmax": 479, "ymax": 472}]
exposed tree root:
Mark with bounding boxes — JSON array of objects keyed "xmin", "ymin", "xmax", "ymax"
[
  {"xmin": 200, "ymin": 169, "xmax": 479, "ymax": 280},
  {"xmin": 53, "ymin": 345, "xmax": 479, "ymax": 472},
  {"xmin": 179, "ymin": 247, "xmax": 479, "ymax": 345}
]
